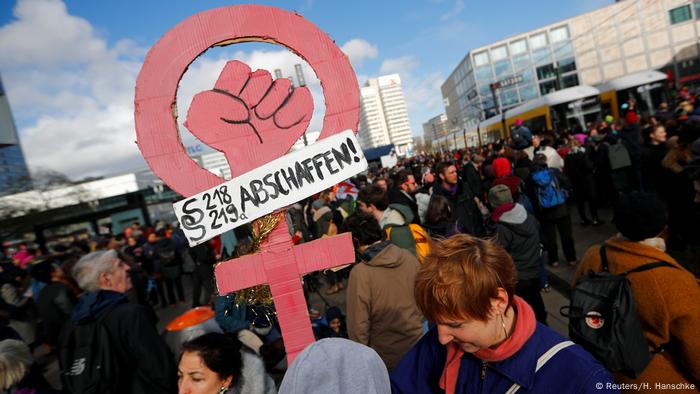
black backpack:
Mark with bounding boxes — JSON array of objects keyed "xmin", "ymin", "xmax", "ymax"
[
  {"xmin": 561, "ymin": 245, "xmax": 673, "ymax": 377},
  {"xmin": 59, "ymin": 316, "xmax": 121, "ymax": 394}
]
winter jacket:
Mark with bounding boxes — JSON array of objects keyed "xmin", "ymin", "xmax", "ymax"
[
  {"xmin": 388, "ymin": 188, "xmax": 420, "ymax": 225},
  {"xmin": 432, "ymin": 182, "xmax": 485, "ymax": 236},
  {"xmin": 391, "ymin": 323, "xmax": 615, "ymax": 394},
  {"xmin": 640, "ymin": 143, "xmax": 667, "ymax": 193},
  {"xmin": 564, "ymin": 146, "xmax": 597, "ymax": 201},
  {"xmin": 575, "ymin": 237, "xmax": 700, "ymax": 389},
  {"xmin": 492, "ymin": 204, "xmax": 540, "ymax": 281},
  {"xmin": 36, "ymin": 282, "xmax": 75, "ymax": 346},
  {"xmin": 460, "ymin": 162, "xmax": 484, "ymax": 201},
  {"xmin": 346, "ymin": 242, "xmax": 423, "ymax": 371},
  {"xmin": 620, "ymin": 123, "xmax": 642, "ymax": 168},
  {"xmin": 60, "ymin": 290, "xmax": 176, "ymax": 394}
]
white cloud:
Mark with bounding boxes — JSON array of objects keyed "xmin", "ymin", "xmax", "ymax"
[
  {"xmin": 0, "ymin": 0, "xmax": 344, "ymax": 180},
  {"xmin": 0, "ymin": 0, "xmax": 146, "ymax": 179},
  {"xmin": 441, "ymin": 0, "xmax": 465, "ymax": 21},
  {"xmin": 380, "ymin": 56, "xmax": 419, "ymax": 75},
  {"xmin": 340, "ymin": 39, "xmax": 378, "ymax": 68}
]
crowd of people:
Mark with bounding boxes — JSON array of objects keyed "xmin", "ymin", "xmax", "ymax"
[{"xmin": 0, "ymin": 94, "xmax": 699, "ymax": 393}]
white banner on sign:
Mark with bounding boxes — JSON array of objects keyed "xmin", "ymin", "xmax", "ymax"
[{"xmin": 173, "ymin": 130, "xmax": 367, "ymax": 246}]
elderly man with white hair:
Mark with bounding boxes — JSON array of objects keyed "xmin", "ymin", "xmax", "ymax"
[{"xmin": 58, "ymin": 250, "xmax": 176, "ymax": 394}]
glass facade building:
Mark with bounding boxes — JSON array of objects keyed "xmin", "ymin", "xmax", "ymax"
[
  {"xmin": 441, "ymin": 0, "xmax": 700, "ymax": 133},
  {"xmin": 0, "ymin": 74, "xmax": 31, "ymax": 196}
]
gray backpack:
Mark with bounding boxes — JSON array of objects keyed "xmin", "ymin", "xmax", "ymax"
[{"xmin": 608, "ymin": 142, "xmax": 631, "ymax": 170}]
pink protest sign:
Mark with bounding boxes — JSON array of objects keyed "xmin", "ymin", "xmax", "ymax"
[{"xmin": 134, "ymin": 5, "xmax": 360, "ymax": 362}]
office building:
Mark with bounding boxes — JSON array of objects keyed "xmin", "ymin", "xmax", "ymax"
[
  {"xmin": 358, "ymin": 74, "xmax": 414, "ymax": 155},
  {"xmin": 441, "ymin": 0, "xmax": 700, "ymax": 133},
  {"xmin": 422, "ymin": 113, "xmax": 449, "ymax": 145},
  {"xmin": 0, "ymin": 73, "xmax": 31, "ymax": 196}
]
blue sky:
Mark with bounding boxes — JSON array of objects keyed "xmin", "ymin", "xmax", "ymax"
[{"xmin": 0, "ymin": 0, "xmax": 610, "ymax": 179}]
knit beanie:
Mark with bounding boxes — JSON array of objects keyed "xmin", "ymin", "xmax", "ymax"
[
  {"xmin": 492, "ymin": 157, "xmax": 511, "ymax": 178},
  {"xmin": 488, "ymin": 184, "xmax": 513, "ymax": 209},
  {"xmin": 614, "ymin": 192, "xmax": 667, "ymax": 241}
]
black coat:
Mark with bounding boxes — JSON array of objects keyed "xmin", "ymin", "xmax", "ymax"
[
  {"xmin": 564, "ymin": 148, "xmax": 596, "ymax": 201},
  {"xmin": 61, "ymin": 290, "xmax": 176, "ymax": 394},
  {"xmin": 388, "ymin": 188, "xmax": 420, "ymax": 225},
  {"xmin": 431, "ymin": 182, "xmax": 485, "ymax": 237},
  {"xmin": 492, "ymin": 207, "xmax": 541, "ymax": 281},
  {"xmin": 640, "ymin": 143, "xmax": 668, "ymax": 193},
  {"xmin": 460, "ymin": 163, "xmax": 484, "ymax": 201},
  {"xmin": 36, "ymin": 282, "xmax": 75, "ymax": 346}
]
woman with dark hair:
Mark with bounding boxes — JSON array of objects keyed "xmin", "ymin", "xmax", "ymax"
[
  {"xmin": 423, "ymin": 195, "xmax": 460, "ymax": 238},
  {"xmin": 178, "ymin": 332, "xmax": 276, "ymax": 394}
]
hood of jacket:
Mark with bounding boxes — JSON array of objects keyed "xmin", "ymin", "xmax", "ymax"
[
  {"xmin": 279, "ymin": 338, "xmax": 390, "ymax": 394},
  {"xmin": 71, "ymin": 289, "xmax": 128, "ymax": 324},
  {"xmin": 364, "ymin": 243, "xmax": 408, "ymax": 269},
  {"xmin": 499, "ymin": 203, "xmax": 528, "ymax": 225},
  {"xmin": 380, "ymin": 204, "xmax": 413, "ymax": 228}
]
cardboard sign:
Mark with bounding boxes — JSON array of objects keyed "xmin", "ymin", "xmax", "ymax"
[
  {"xmin": 134, "ymin": 4, "xmax": 361, "ymax": 363},
  {"xmin": 174, "ymin": 130, "xmax": 367, "ymax": 246}
]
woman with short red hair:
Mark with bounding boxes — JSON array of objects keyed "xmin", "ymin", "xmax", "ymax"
[{"xmin": 390, "ymin": 234, "xmax": 616, "ymax": 394}]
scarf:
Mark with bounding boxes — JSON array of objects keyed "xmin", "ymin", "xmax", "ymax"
[
  {"xmin": 442, "ymin": 183, "xmax": 459, "ymax": 196},
  {"xmin": 439, "ymin": 296, "xmax": 537, "ymax": 394},
  {"xmin": 490, "ymin": 202, "xmax": 516, "ymax": 222}
]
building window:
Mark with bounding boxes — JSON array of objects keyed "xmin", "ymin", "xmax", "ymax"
[
  {"xmin": 669, "ymin": 5, "xmax": 692, "ymax": 24},
  {"xmin": 561, "ymin": 74, "xmax": 580, "ymax": 88},
  {"xmin": 520, "ymin": 68, "xmax": 535, "ymax": 84},
  {"xmin": 474, "ymin": 51, "xmax": 490, "ymax": 67},
  {"xmin": 553, "ymin": 42, "xmax": 574, "ymax": 60},
  {"xmin": 519, "ymin": 84, "xmax": 539, "ymax": 101},
  {"xmin": 550, "ymin": 26, "xmax": 569, "ymax": 43},
  {"xmin": 491, "ymin": 45, "xmax": 508, "ymax": 62},
  {"xmin": 510, "ymin": 39, "xmax": 528, "ymax": 55},
  {"xmin": 540, "ymin": 80, "xmax": 559, "ymax": 95},
  {"xmin": 475, "ymin": 65, "xmax": 493, "ymax": 81},
  {"xmin": 530, "ymin": 32, "xmax": 548, "ymax": 49},
  {"xmin": 500, "ymin": 88, "xmax": 519, "ymax": 107},
  {"xmin": 695, "ymin": 1, "xmax": 700, "ymax": 19},
  {"xmin": 531, "ymin": 47, "xmax": 552, "ymax": 65},
  {"xmin": 493, "ymin": 60, "xmax": 513, "ymax": 78},
  {"xmin": 557, "ymin": 58, "xmax": 577, "ymax": 74},
  {"xmin": 537, "ymin": 64, "xmax": 557, "ymax": 80},
  {"xmin": 513, "ymin": 53, "xmax": 531, "ymax": 70}
]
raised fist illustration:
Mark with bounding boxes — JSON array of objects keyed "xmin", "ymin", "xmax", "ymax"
[{"xmin": 185, "ymin": 60, "xmax": 313, "ymax": 177}]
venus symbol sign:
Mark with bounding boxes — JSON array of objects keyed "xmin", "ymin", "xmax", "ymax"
[{"xmin": 134, "ymin": 5, "xmax": 362, "ymax": 362}]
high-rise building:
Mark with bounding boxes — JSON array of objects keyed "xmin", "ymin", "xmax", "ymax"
[
  {"xmin": 0, "ymin": 73, "xmax": 31, "ymax": 196},
  {"xmin": 422, "ymin": 113, "xmax": 449, "ymax": 145},
  {"xmin": 441, "ymin": 0, "xmax": 700, "ymax": 133},
  {"xmin": 358, "ymin": 74, "xmax": 414, "ymax": 155}
]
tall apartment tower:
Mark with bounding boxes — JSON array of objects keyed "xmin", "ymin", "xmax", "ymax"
[
  {"xmin": 358, "ymin": 74, "xmax": 414, "ymax": 155},
  {"xmin": 0, "ymin": 73, "xmax": 31, "ymax": 196}
]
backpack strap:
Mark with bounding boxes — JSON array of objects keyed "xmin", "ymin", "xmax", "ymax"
[
  {"xmin": 505, "ymin": 341, "xmax": 575, "ymax": 394},
  {"xmin": 599, "ymin": 245, "xmax": 610, "ymax": 272},
  {"xmin": 600, "ymin": 245, "xmax": 675, "ymax": 275}
]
